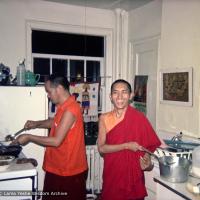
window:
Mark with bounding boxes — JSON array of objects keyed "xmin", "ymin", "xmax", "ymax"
[
  {"xmin": 27, "ymin": 21, "xmax": 113, "ymax": 144},
  {"xmin": 32, "ymin": 30, "xmax": 104, "ymax": 83}
]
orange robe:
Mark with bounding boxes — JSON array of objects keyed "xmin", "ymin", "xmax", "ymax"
[
  {"xmin": 43, "ymin": 95, "xmax": 88, "ymax": 176},
  {"xmin": 101, "ymin": 105, "xmax": 161, "ymax": 200}
]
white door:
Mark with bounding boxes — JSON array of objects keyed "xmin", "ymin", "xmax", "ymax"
[
  {"xmin": 130, "ymin": 38, "xmax": 159, "ymax": 129},
  {"xmin": 130, "ymin": 38, "xmax": 160, "ymax": 200}
]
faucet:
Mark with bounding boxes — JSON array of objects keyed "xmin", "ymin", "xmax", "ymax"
[{"xmin": 171, "ymin": 132, "xmax": 183, "ymax": 141}]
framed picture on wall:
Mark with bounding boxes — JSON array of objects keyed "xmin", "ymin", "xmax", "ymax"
[{"xmin": 160, "ymin": 67, "xmax": 193, "ymax": 106}]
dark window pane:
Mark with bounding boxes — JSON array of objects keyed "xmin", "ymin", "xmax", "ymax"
[
  {"xmin": 52, "ymin": 59, "xmax": 68, "ymax": 76},
  {"xmin": 86, "ymin": 61, "xmax": 100, "ymax": 82},
  {"xmin": 70, "ymin": 60, "xmax": 84, "ymax": 82},
  {"xmin": 32, "ymin": 30, "xmax": 104, "ymax": 57},
  {"xmin": 33, "ymin": 58, "xmax": 50, "ymax": 82}
]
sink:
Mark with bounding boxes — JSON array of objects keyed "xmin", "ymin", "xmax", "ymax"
[
  {"xmin": 160, "ymin": 146, "xmax": 187, "ymax": 152},
  {"xmin": 164, "ymin": 139, "xmax": 200, "ymax": 151}
]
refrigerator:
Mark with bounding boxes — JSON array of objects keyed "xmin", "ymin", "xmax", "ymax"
[{"xmin": 0, "ymin": 86, "xmax": 48, "ymax": 191}]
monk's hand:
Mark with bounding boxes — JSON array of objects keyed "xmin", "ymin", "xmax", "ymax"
[
  {"xmin": 24, "ymin": 120, "xmax": 38, "ymax": 130},
  {"xmin": 11, "ymin": 134, "xmax": 30, "ymax": 146},
  {"xmin": 140, "ymin": 153, "xmax": 154, "ymax": 171},
  {"xmin": 125, "ymin": 142, "xmax": 142, "ymax": 152}
]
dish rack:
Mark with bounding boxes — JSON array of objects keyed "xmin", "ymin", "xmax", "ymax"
[{"xmin": 155, "ymin": 147, "xmax": 192, "ymax": 160}]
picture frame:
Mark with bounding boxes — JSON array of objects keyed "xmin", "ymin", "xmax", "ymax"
[{"xmin": 160, "ymin": 67, "xmax": 193, "ymax": 106}]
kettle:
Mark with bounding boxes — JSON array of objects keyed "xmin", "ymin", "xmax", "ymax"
[{"xmin": 25, "ymin": 70, "xmax": 40, "ymax": 86}]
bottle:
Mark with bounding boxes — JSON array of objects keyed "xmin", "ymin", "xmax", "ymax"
[{"xmin": 17, "ymin": 59, "xmax": 26, "ymax": 86}]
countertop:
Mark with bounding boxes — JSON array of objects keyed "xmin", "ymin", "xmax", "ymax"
[
  {"xmin": 154, "ymin": 176, "xmax": 200, "ymax": 200},
  {"xmin": 0, "ymin": 153, "xmax": 37, "ymax": 180}
]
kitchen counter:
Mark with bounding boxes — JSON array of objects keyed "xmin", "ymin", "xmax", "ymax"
[
  {"xmin": 0, "ymin": 153, "xmax": 37, "ymax": 180},
  {"xmin": 154, "ymin": 176, "xmax": 200, "ymax": 200},
  {"xmin": 0, "ymin": 153, "xmax": 38, "ymax": 200}
]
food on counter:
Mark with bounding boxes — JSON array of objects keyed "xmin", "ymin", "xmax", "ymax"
[
  {"xmin": 16, "ymin": 158, "xmax": 38, "ymax": 167},
  {"xmin": 186, "ymin": 181, "xmax": 200, "ymax": 194}
]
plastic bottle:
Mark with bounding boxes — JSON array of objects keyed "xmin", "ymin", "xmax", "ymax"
[{"xmin": 17, "ymin": 59, "xmax": 26, "ymax": 86}]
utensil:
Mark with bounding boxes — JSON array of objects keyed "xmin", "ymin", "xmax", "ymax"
[
  {"xmin": 141, "ymin": 146, "xmax": 159, "ymax": 160},
  {"xmin": 141, "ymin": 146, "xmax": 191, "ymax": 183},
  {"xmin": 142, "ymin": 147, "xmax": 175, "ymax": 165},
  {"xmin": 5, "ymin": 128, "xmax": 26, "ymax": 142}
]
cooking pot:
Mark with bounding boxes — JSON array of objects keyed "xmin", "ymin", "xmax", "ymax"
[
  {"xmin": 142, "ymin": 147, "xmax": 191, "ymax": 183},
  {"xmin": 158, "ymin": 156, "xmax": 191, "ymax": 183}
]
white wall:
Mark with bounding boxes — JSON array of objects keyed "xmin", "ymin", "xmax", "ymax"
[
  {"xmin": 128, "ymin": 0, "xmax": 200, "ymax": 139},
  {"xmin": 158, "ymin": 0, "xmax": 200, "ymax": 138},
  {"xmin": 127, "ymin": 0, "xmax": 162, "ymax": 131},
  {"xmin": 127, "ymin": 0, "xmax": 162, "ymax": 84},
  {"xmin": 128, "ymin": 0, "xmax": 162, "ymax": 82},
  {"xmin": 128, "ymin": 0, "xmax": 162, "ymax": 41},
  {"xmin": 0, "ymin": 0, "xmax": 116, "ymax": 112},
  {"xmin": 0, "ymin": 0, "xmax": 115, "ymax": 76}
]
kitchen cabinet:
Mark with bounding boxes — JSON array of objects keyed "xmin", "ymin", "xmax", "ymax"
[
  {"xmin": 0, "ymin": 86, "xmax": 48, "ymax": 191},
  {"xmin": 145, "ymin": 159, "xmax": 160, "ymax": 200}
]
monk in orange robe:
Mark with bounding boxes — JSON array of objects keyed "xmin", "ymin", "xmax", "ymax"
[{"xmin": 98, "ymin": 79, "xmax": 161, "ymax": 200}]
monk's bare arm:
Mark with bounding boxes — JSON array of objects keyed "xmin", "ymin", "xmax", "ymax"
[{"xmin": 97, "ymin": 115, "xmax": 141, "ymax": 155}]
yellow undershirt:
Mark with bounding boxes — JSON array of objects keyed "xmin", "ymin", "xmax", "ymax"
[{"xmin": 102, "ymin": 111, "xmax": 124, "ymax": 133}]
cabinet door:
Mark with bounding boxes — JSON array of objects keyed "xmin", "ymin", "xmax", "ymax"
[
  {"xmin": 145, "ymin": 161, "xmax": 160, "ymax": 200},
  {"xmin": 0, "ymin": 176, "xmax": 37, "ymax": 200},
  {"xmin": 0, "ymin": 86, "xmax": 48, "ymax": 191}
]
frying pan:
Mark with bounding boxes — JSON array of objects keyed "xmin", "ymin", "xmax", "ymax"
[{"xmin": 0, "ymin": 143, "xmax": 22, "ymax": 157}]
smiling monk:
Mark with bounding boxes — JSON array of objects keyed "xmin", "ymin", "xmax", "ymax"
[{"xmin": 98, "ymin": 79, "xmax": 161, "ymax": 200}]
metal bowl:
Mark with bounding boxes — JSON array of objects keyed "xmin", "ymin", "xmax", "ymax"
[{"xmin": 0, "ymin": 155, "xmax": 15, "ymax": 171}]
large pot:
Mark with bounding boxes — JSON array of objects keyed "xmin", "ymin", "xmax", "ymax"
[{"xmin": 158, "ymin": 156, "xmax": 191, "ymax": 183}]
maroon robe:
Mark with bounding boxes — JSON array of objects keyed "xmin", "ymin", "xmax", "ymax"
[{"xmin": 101, "ymin": 106, "xmax": 161, "ymax": 200}]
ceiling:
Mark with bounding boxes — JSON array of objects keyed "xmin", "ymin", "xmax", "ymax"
[{"xmin": 44, "ymin": 0, "xmax": 154, "ymax": 11}]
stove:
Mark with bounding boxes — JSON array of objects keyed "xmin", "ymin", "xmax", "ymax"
[{"xmin": 0, "ymin": 153, "xmax": 37, "ymax": 200}]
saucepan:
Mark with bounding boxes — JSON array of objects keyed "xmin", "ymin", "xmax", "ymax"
[{"xmin": 142, "ymin": 147, "xmax": 191, "ymax": 183}]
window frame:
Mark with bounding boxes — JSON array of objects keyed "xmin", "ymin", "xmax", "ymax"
[
  {"xmin": 32, "ymin": 53, "xmax": 104, "ymax": 83},
  {"xmin": 26, "ymin": 20, "xmax": 113, "ymax": 113}
]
